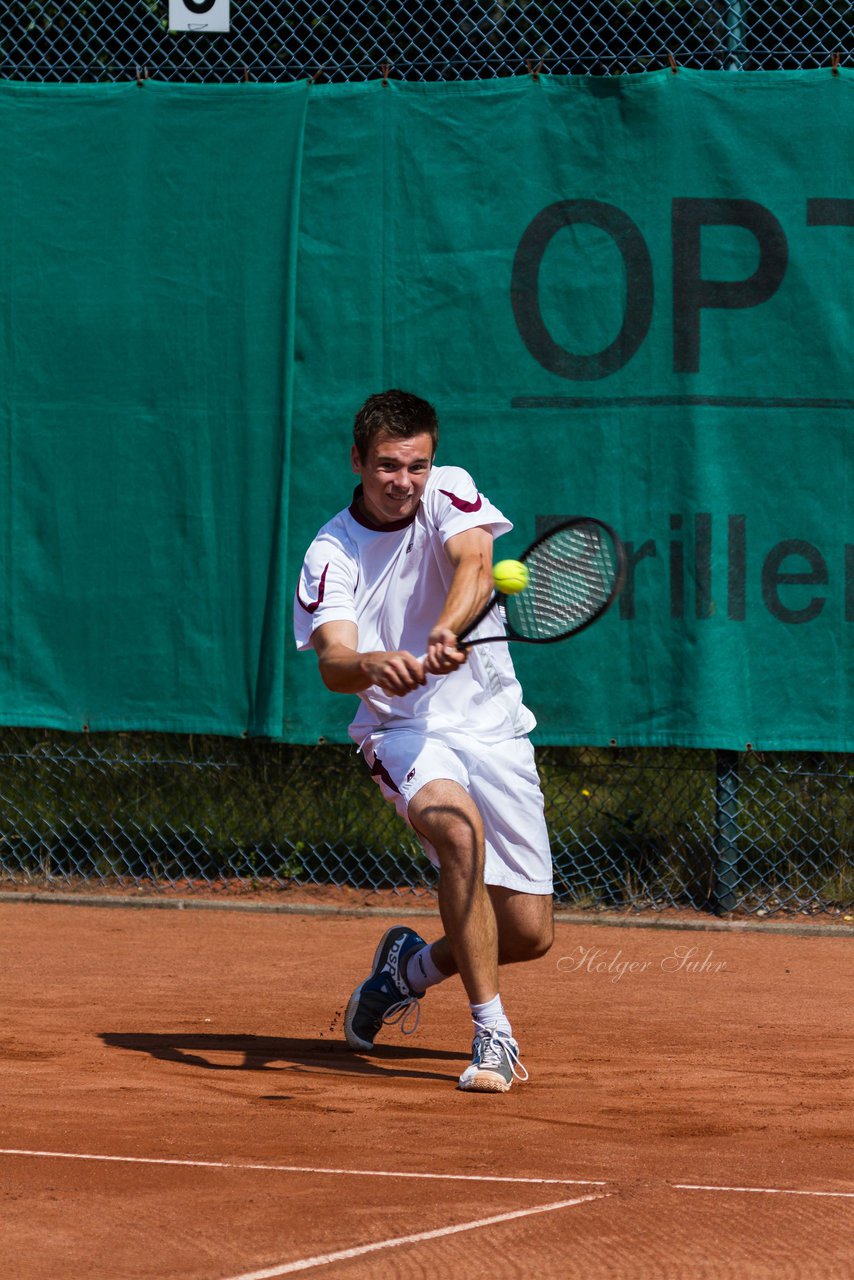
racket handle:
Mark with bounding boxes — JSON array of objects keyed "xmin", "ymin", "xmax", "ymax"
[
  {"xmin": 415, "ymin": 651, "xmax": 443, "ymax": 681},
  {"xmin": 416, "ymin": 640, "xmax": 472, "ymax": 676}
]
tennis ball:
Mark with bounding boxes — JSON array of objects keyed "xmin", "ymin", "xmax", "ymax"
[{"xmin": 493, "ymin": 559, "xmax": 529, "ymax": 595}]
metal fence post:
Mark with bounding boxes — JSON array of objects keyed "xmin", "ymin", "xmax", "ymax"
[
  {"xmin": 723, "ymin": 0, "xmax": 747, "ymax": 70},
  {"xmin": 713, "ymin": 749, "xmax": 741, "ymax": 914}
]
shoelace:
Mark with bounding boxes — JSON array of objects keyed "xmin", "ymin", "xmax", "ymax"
[
  {"xmin": 473, "ymin": 1022, "xmax": 529, "ymax": 1082},
  {"xmin": 382, "ymin": 994, "xmax": 421, "ymax": 1037}
]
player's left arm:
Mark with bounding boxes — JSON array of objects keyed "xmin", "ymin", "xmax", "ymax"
[{"xmin": 425, "ymin": 525, "xmax": 494, "ymax": 674}]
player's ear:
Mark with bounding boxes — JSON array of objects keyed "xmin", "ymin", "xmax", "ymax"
[{"xmin": 350, "ymin": 444, "xmax": 362, "ymax": 475}]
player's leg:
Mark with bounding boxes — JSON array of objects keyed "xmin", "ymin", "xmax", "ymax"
[
  {"xmin": 343, "ymin": 731, "xmax": 541, "ymax": 1091},
  {"xmin": 489, "ymin": 886, "xmax": 554, "ymax": 963},
  {"xmin": 381, "ymin": 744, "xmax": 552, "ymax": 1088},
  {"xmin": 342, "ymin": 776, "xmax": 500, "ymax": 1053},
  {"xmin": 413, "ymin": 887, "xmax": 552, "ymax": 979},
  {"xmin": 405, "ymin": 778, "xmax": 527, "ymax": 1093},
  {"xmin": 449, "ymin": 733, "xmax": 551, "ymax": 1091},
  {"xmin": 406, "ymin": 777, "xmax": 498, "ymax": 1005},
  {"xmin": 343, "ymin": 734, "xmax": 477, "ymax": 1054},
  {"xmin": 402, "ymin": 730, "xmax": 553, "ymax": 1024}
]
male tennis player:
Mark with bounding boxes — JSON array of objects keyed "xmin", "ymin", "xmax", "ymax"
[{"xmin": 293, "ymin": 390, "xmax": 553, "ymax": 1092}]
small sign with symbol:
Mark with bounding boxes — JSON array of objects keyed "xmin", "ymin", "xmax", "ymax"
[{"xmin": 168, "ymin": 0, "xmax": 230, "ymax": 33}]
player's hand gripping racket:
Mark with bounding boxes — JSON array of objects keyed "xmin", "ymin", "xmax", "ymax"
[{"xmin": 459, "ymin": 517, "xmax": 626, "ymax": 648}]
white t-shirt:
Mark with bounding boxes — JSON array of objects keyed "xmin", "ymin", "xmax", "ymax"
[{"xmin": 293, "ymin": 464, "xmax": 536, "ymax": 745}]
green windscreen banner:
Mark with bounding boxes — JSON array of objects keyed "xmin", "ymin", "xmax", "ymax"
[
  {"xmin": 0, "ymin": 80, "xmax": 309, "ymax": 736},
  {"xmin": 286, "ymin": 69, "xmax": 852, "ymax": 751},
  {"xmin": 1, "ymin": 71, "xmax": 851, "ymax": 748}
]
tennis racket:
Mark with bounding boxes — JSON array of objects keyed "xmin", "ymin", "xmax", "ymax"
[{"xmin": 458, "ymin": 517, "xmax": 626, "ymax": 648}]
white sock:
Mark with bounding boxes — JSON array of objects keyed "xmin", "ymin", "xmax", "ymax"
[
  {"xmin": 470, "ymin": 994, "xmax": 512, "ymax": 1037},
  {"xmin": 406, "ymin": 943, "xmax": 447, "ymax": 994}
]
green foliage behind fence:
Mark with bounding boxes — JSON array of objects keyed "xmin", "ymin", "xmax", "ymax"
[{"xmin": 0, "ymin": 729, "xmax": 850, "ymax": 915}]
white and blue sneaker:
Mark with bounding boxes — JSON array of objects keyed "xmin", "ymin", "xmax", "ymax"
[
  {"xmin": 457, "ymin": 1023, "xmax": 529, "ymax": 1093},
  {"xmin": 344, "ymin": 925, "xmax": 427, "ymax": 1052}
]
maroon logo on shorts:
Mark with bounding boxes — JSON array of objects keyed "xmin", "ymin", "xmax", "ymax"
[
  {"xmin": 406, "ymin": 768, "xmax": 416, "ymax": 783},
  {"xmin": 370, "ymin": 754, "xmax": 400, "ymax": 794}
]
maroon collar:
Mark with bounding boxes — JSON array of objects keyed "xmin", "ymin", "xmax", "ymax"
[{"xmin": 348, "ymin": 485, "xmax": 419, "ymax": 532}]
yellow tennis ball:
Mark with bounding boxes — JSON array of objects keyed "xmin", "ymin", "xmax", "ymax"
[{"xmin": 493, "ymin": 559, "xmax": 529, "ymax": 595}]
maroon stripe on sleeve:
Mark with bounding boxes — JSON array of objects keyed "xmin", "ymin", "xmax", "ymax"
[{"xmin": 296, "ymin": 562, "xmax": 329, "ymax": 614}]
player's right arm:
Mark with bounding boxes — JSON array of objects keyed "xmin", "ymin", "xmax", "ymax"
[{"xmin": 311, "ymin": 620, "xmax": 427, "ymax": 697}]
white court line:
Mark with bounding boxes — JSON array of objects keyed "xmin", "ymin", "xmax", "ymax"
[
  {"xmin": 675, "ymin": 1183, "xmax": 854, "ymax": 1200},
  {"xmin": 220, "ymin": 1194, "xmax": 607, "ymax": 1280},
  {"xmin": 0, "ymin": 1148, "xmax": 605, "ymax": 1187},
  {"xmin": 4, "ymin": 1151, "xmax": 851, "ymax": 1202}
]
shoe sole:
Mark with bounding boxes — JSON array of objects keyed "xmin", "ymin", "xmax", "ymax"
[
  {"xmin": 343, "ymin": 979, "xmax": 377, "ymax": 1052},
  {"xmin": 457, "ymin": 1071, "xmax": 512, "ymax": 1093},
  {"xmin": 343, "ymin": 926, "xmax": 411, "ymax": 1054}
]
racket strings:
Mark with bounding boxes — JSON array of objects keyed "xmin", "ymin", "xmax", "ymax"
[{"xmin": 506, "ymin": 524, "xmax": 620, "ymax": 641}]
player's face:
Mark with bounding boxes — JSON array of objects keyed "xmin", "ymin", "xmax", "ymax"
[{"xmin": 351, "ymin": 431, "xmax": 434, "ymax": 526}]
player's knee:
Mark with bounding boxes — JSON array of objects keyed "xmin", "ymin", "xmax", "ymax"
[
  {"xmin": 532, "ymin": 914, "xmax": 554, "ymax": 958},
  {"xmin": 411, "ymin": 793, "xmax": 484, "ymax": 866},
  {"xmin": 502, "ymin": 912, "xmax": 553, "ymax": 962},
  {"xmin": 523, "ymin": 925, "xmax": 553, "ymax": 961}
]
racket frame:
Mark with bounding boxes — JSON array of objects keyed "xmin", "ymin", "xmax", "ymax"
[{"xmin": 458, "ymin": 516, "xmax": 626, "ymax": 648}]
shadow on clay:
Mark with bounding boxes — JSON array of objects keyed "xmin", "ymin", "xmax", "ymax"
[{"xmin": 100, "ymin": 1032, "xmax": 467, "ymax": 1083}]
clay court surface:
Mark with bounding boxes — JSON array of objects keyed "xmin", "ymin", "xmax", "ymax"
[{"xmin": 2, "ymin": 902, "xmax": 851, "ymax": 1279}]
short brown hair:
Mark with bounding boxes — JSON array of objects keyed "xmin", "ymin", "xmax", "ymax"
[{"xmin": 352, "ymin": 389, "xmax": 439, "ymax": 462}]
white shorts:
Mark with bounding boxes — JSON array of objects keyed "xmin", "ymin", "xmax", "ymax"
[{"xmin": 362, "ymin": 729, "xmax": 553, "ymax": 895}]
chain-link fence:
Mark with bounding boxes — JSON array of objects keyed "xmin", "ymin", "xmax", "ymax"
[
  {"xmin": 0, "ymin": 0, "xmax": 849, "ymax": 82},
  {"xmin": 1, "ymin": 7, "xmax": 850, "ymax": 917},
  {"xmin": 0, "ymin": 729, "xmax": 850, "ymax": 916}
]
